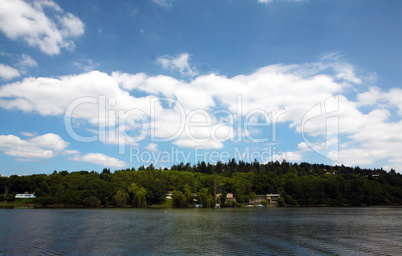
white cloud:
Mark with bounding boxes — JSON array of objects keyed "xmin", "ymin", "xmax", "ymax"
[
  {"xmin": 145, "ymin": 143, "xmax": 158, "ymax": 152},
  {"xmin": 0, "ymin": 133, "xmax": 75, "ymax": 160},
  {"xmin": 157, "ymin": 53, "xmax": 198, "ymax": 77},
  {"xmin": 297, "ymin": 142, "xmax": 311, "ymax": 151},
  {"xmin": 20, "ymin": 132, "xmax": 37, "ymax": 137},
  {"xmin": 18, "ymin": 54, "xmax": 37, "ymax": 68},
  {"xmin": 30, "ymin": 133, "xmax": 69, "ymax": 151},
  {"xmin": 270, "ymin": 151, "xmax": 304, "ymax": 162},
  {"xmin": 0, "ymin": 71, "xmax": 153, "ymax": 151},
  {"xmin": 0, "ymin": 0, "xmax": 84, "ymax": 55},
  {"xmin": 0, "ymin": 70, "xmax": 145, "ymax": 117},
  {"xmin": 0, "ymin": 63, "xmax": 20, "ymax": 79},
  {"xmin": 112, "ymin": 72, "xmax": 147, "ymax": 91},
  {"xmin": 357, "ymin": 87, "xmax": 402, "ymax": 116},
  {"xmin": 72, "ymin": 153, "xmax": 126, "ymax": 169},
  {"xmin": 0, "ymin": 53, "xmax": 36, "ymax": 76},
  {"xmin": 73, "ymin": 58, "xmax": 100, "ymax": 72},
  {"xmin": 332, "ymin": 115, "xmax": 402, "ymax": 169},
  {"xmin": 16, "ymin": 54, "xmax": 37, "ymax": 74}
]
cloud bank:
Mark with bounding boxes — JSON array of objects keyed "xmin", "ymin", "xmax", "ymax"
[{"xmin": 0, "ymin": 57, "xmax": 401, "ymax": 170}]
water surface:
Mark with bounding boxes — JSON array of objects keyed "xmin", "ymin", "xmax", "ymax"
[{"xmin": 0, "ymin": 207, "xmax": 400, "ymax": 255}]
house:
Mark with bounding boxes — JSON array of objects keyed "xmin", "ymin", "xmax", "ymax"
[
  {"xmin": 250, "ymin": 195, "xmax": 269, "ymax": 204},
  {"xmin": 15, "ymin": 193, "xmax": 36, "ymax": 199},
  {"xmin": 249, "ymin": 194, "xmax": 281, "ymax": 205},
  {"xmin": 166, "ymin": 191, "xmax": 173, "ymax": 199},
  {"xmin": 191, "ymin": 193, "xmax": 198, "ymax": 202},
  {"xmin": 225, "ymin": 193, "xmax": 237, "ymax": 204},
  {"xmin": 267, "ymin": 194, "xmax": 280, "ymax": 205}
]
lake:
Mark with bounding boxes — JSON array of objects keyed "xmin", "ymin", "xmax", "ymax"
[{"xmin": 0, "ymin": 207, "xmax": 400, "ymax": 255}]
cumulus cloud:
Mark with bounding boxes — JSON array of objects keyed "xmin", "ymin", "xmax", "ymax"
[
  {"xmin": 157, "ymin": 53, "xmax": 198, "ymax": 77},
  {"xmin": 71, "ymin": 153, "xmax": 126, "ymax": 168},
  {"xmin": 1, "ymin": 57, "xmax": 402, "ymax": 170},
  {"xmin": 0, "ymin": 71, "xmax": 141, "ymax": 116},
  {"xmin": 0, "ymin": 63, "xmax": 20, "ymax": 79},
  {"xmin": 357, "ymin": 87, "xmax": 402, "ymax": 116},
  {"xmin": 331, "ymin": 113, "xmax": 402, "ymax": 169},
  {"xmin": 0, "ymin": 0, "xmax": 84, "ymax": 55},
  {"xmin": 0, "ymin": 133, "xmax": 77, "ymax": 161}
]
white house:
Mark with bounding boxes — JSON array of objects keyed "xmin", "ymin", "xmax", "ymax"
[{"xmin": 15, "ymin": 194, "xmax": 36, "ymax": 199}]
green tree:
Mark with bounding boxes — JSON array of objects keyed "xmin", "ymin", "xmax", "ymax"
[
  {"xmin": 172, "ymin": 190, "xmax": 187, "ymax": 208},
  {"xmin": 183, "ymin": 184, "xmax": 192, "ymax": 205},
  {"xmin": 205, "ymin": 194, "xmax": 214, "ymax": 208},
  {"xmin": 249, "ymin": 192, "xmax": 257, "ymax": 203},
  {"xmin": 134, "ymin": 187, "xmax": 147, "ymax": 208},
  {"xmin": 128, "ymin": 182, "xmax": 139, "ymax": 205},
  {"xmin": 84, "ymin": 196, "xmax": 101, "ymax": 207},
  {"xmin": 219, "ymin": 192, "xmax": 227, "ymax": 206},
  {"xmin": 114, "ymin": 189, "xmax": 129, "ymax": 207},
  {"xmin": 277, "ymin": 197, "xmax": 286, "ymax": 207},
  {"xmin": 198, "ymin": 188, "xmax": 209, "ymax": 207}
]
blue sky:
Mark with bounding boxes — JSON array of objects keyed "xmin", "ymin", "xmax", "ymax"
[{"xmin": 0, "ymin": 0, "xmax": 402, "ymax": 175}]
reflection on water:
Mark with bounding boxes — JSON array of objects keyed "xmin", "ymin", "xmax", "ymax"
[{"xmin": 0, "ymin": 207, "xmax": 401, "ymax": 255}]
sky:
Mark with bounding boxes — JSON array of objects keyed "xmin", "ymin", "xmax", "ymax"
[{"xmin": 0, "ymin": 0, "xmax": 402, "ymax": 175}]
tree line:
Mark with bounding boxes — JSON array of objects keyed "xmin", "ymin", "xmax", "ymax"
[{"xmin": 0, "ymin": 160, "xmax": 401, "ymax": 207}]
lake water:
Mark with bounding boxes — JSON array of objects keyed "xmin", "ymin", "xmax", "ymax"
[{"xmin": 0, "ymin": 207, "xmax": 400, "ymax": 255}]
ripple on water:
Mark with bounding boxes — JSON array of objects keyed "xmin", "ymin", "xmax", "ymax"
[{"xmin": 0, "ymin": 207, "xmax": 401, "ymax": 255}]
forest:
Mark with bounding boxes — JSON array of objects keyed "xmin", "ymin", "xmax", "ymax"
[{"xmin": 0, "ymin": 160, "xmax": 401, "ymax": 208}]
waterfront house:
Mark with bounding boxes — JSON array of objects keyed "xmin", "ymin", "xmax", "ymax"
[
  {"xmin": 249, "ymin": 194, "xmax": 281, "ymax": 205},
  {"xmin": 166, "ymin": 191, "xmax": 173, "ymax": 199},
  {"xmin": 267, "ymin": 194, "xmax": 280, "ymax": 205},
  {"xmin": 250, "ymin": 195, "xmax": 269, "ymax": 204},
  {"xmin": 225, "ymin": 193, "xmax": 237, "ymax": 204},
  {"xmin": 15, "ymin": 193, "xmax": 36, "ymax": 199}
]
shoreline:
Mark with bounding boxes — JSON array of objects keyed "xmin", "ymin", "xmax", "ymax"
[{"xmin": 1, "ymin": 202, "xmax": 400, "ymax": 209}]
